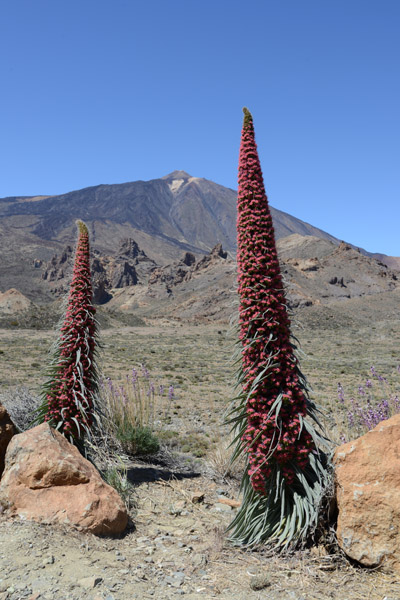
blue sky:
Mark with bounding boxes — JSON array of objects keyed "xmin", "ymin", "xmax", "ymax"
[{"xmin": 1, "ymin": 1, "xmax": 399, "ymax": 255}]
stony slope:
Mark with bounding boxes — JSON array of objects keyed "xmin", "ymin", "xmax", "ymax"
[
  {"xmin": 3, "ymin": 233, "xmax": 397, "ymax": 328},
  {"xmin": 0, "ymin": 171, "xmax": 346, "ymax": 303},
  {"xmin": 105, "ymin": 234, "xmax": 398, "ymax": 324}
]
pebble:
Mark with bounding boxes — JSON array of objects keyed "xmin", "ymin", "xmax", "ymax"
[
  {"xmin": 211, "ymin": 503, "xmax": 231, "ymax": 513},
  {"xmin": 192, "ymin": 554, "xmax": 207, "ymax": 568},
  {"xmin": 78, "ymin": 576, "xmax": 103, "ymax": 589},
  {"xmin": 165, "ymin": 572, "xmax": 185, "ymax": 588}
]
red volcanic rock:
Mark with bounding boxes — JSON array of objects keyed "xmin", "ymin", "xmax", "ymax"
[
  {"xmin": 0, "ymin": 423, "xmax": 128, "ymax": 536},
  {"xmin": 334, "ymin": 414, "xmax": 400, "ymax": 572}
]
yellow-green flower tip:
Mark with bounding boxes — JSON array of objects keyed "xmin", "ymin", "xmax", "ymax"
[
  {"xmin": 242, "ymin": 107, "xmax": 253, "ymax": 127},
  {"xmin": 76, "ymin": 220, "xmax": 88, "ymax": 235}
]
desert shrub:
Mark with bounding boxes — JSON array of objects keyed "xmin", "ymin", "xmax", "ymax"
[
  {"xmin": 99, "ymin": 365, "xmax": 174, "ymax": 457},
  {"xmin": 102, "ymin": 461, "xmax": 134, "ymax": 510},
  {"xmin": 0, "ymin": 386, "xmax": 40, "ymax": 432},
  {"xmin": 115, "ymin": 423, "xmax": 159, "ymax": 456},
  {"xmin": 335, "ymin": 365, "xmax": 400, "ymax": 443},
  {"xmin": 207, "ymin": 434, "xmax": 246, "ymax": 481}
]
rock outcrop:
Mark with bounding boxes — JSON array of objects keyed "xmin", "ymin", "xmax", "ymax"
[
  {"xmin": 0, "ymin": 289, "xmax": 34, "ymax": 315},
  {"xmin": 148, "ymin": 244, "xmax": 228, "ymax": 291},
  {"xmin": 42, "ymin": 238, "xmax": 156, "ymax": 302},
  {"xmin": 0, "ymin": 402, "xmax": 15, "ymax": 478},
  {"xmin": 0, "ymin": 423, "xmax": 128, "ymax": 536},
  {"xmin": 334, "ymin": 414, "xmax": 400, "ymax": 572},
  {"xmin": 192, "ymin": 243, "xmax": 227, "ymax": 272}
]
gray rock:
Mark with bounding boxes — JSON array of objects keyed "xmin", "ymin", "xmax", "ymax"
[
  {"xmin": 192, "ymin": 554, "xmax": 207, "ymax": 568},
  {"xmin": 165, "ymin": 572, "xmax": 185, "ymax": 587},
  {"xmin": 78, "ymin": 576, "xmax": 103, "ymax": 589}
]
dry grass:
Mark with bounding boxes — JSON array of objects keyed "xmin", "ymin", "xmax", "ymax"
[
  {"xmin": 1, "ymin": 316, "xmax": 400, "ymax": 454},
  {"xmin": 206, "ymin": 433, "xmax": 245, "ymax": 481}
]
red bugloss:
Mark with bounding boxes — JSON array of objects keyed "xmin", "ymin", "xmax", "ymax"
[{"xmin": 237, "ymin": 109, "xmax": 312, "ymax": 493}]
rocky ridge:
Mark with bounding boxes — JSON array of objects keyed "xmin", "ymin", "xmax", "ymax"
[{"xmin": 1, "ymin": 233, "xmax": 399, "ymax": 327}]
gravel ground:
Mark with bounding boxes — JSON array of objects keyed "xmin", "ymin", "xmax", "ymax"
[{"xmin": 1, "ymin": 470, "xmax": 400, "ymax": 600}]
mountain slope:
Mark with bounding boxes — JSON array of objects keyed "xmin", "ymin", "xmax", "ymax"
[
  {"xmin": 0, "ymin": 171, "xmax": 339, "ymax": 258},
  {"xmin": 0, "ymin": 171, "xmax": 397, "ymax": 306}
]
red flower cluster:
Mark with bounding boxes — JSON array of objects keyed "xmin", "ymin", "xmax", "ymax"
[
  {"xmin": 237, "ymin": 109, "xmax": 312, "ymax": 493},
  {"xmin": 45, "ymin": 221, "xmax": 97, "ymax": 439}
]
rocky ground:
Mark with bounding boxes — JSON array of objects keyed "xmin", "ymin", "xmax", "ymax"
[
  {"xmin": 1, "ymin": 470, "xmax": 400, "ymax": 600},
  {"xmin": 1, "ymin": 313, "xmax": 400, "ymax": 599}
]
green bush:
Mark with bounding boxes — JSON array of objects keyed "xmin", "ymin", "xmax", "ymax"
[{"xmin": 116, "ymin": 422, "xmax": 160, "ymax": 456}]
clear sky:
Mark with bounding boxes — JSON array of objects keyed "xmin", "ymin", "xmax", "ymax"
[{"xmin": 1, "ymin": 1, "xmax": 399, "ymax": 255}]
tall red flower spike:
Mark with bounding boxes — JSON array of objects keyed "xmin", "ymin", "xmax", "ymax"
[
  {"xmin": 38, "ymin": 221, "xmax": 99, "ymax": 443},
  {"xmin": 228, "ymin": 108, "xmax": 331, "ymax": 548}
]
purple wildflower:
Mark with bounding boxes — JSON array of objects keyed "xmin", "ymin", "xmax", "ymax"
[
  {"xmin": 141, "ymin": 364, "xmax": 150, "ymax": 380},
  {"xmin": 337, "ymin": 383, "xmax": 345, "ymax": 403},
  {"xmin": 119, "ymin": 385, "xmax": 128, "ymax": 406}
]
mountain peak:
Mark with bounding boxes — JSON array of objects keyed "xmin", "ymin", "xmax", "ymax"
[{"xmin": 162, "ymin": 170, "xmax": 192, "ymax": 181}]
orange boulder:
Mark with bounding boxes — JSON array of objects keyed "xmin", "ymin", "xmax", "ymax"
[
  {"xmin": 0, "ymin": 422, "xmax": 128, "ymax": 536},
  {"xmin": 334, "ymin": 414, "xmax": 400, "ymax": 572}
]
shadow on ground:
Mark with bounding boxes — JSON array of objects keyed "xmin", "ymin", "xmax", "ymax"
[{"xmin": 127, "ymin": 464, "xmax": 201, "ymax": 484}]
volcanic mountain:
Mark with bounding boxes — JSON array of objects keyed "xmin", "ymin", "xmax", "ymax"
[
  {"xmin": 0, "ymin": 171, "xmax": 397, "ymax": 311},
  {"xmin": 0, "ymin": 170, "xmax": 338, "ymax": 258}
]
